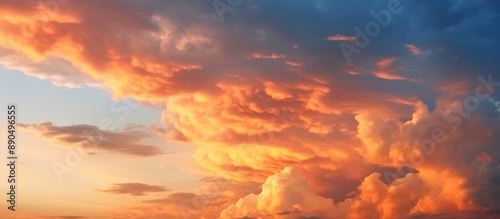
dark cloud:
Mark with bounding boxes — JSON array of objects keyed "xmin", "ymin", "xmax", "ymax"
[
  {"xmin": 98, "ymin": 183, "xmax": 168, "ymax": 196},
  {"xmin": 19, "ymin": 122, "xmax": 164, "ymax": 157},
  {"xmin": 143, "ymin": 192, "xmax": 197, "ymax": 204},
  {"xmin": 40, "ymin": 217, "xmax": 87, "ymax": 219},
  {"xmin": 407, "ymin": 209, "xmax": 500, "ymax": 219}
]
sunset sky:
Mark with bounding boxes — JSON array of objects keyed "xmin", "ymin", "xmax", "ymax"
[{"xmin": 0, "ymin": 0, "xmax": 500, "ymax": 218}]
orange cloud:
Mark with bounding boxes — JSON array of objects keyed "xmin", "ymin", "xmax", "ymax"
[
  {"xmin": 372, "ymin": 57, "xmax": 409, "ymax": 80},
  {"xmin": 1, "ymin": 1, "xmax": 498, "ymax": 218},
  {"xmin": 377, "ymin": 57, "xmax": 398, "ymax": 69},
  {"xmin": 248, "ymin": 51, "xmax": 285, "ymax": 59},
  {"xmin": 284, "ymin": 60, "xmax": 303, "ymax": 67},
  {"xmin": 220, "ymin": 167, "xmax": 339, "ymax": 219},
  {"xmin": 220, "ymin": 165, "xmax": 476, "ymax": 219},
  {"xmin": 373, "ymin": 71, "xmax": 408, "ymax": 80},
  {"xmin": 406, "ymin": 44, "xmax": 423, "ymax": 55}
]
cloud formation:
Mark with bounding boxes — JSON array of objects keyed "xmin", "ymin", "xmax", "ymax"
[
  {"xmin": 19, "ymin": 122, "xmax": 164, "ymax": 157},
  {"xmin": 219, "ymin": 167, "xmax": 340, "ymax": 219},
  {"xmin": 1, "ymin": 0, "xmax": 500, "ymax": 218},
  {"xmin": 326, "ymin": 34, "xmax": 356, "ymax": 42},
  {"xmin": 98, "ymin": 183, "xmax": 168, "ymax": 196},
  {"xmin": 405, "ymin": 44, "xmax": 423, "ymax": 55}
]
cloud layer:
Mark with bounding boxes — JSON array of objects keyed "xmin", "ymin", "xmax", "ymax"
[
  {"xmin": 19, "ymin": 122, "xmax": 164, "ymax": 157},
  {"xmin": 98, "ymin": 183, "xmax": 168, "ymax": 196},
  {"xmin": 2, "ymin": 0, "xmax": 500, "ymax": 218}
]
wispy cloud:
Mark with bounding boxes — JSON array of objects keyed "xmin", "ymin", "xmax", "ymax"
[
  {"xmin": 405, "ymin": 44, "xmax": 423, "ymax": 55},
  {"xmin": 19, "ymin": 122, "xmax": 164, "ymax": 157},
  {"xmin": 326, "ymin": 34, "xmax": 356, "ymax": 42},
  {"xmin": 98, "ymin": 183, "xmax": 168, "ymax": 196}
]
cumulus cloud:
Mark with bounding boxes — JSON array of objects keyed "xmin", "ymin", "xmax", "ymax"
[
  {"xmin": 19, "ymin": 122, "xmax": 164, "ymax": 157},
  {"xmin": 216, "ymin": 167, "xmax": 442, "ymax": 219},
  {"xmin": 219, "ymin": 165, "xmax": 492, "ymax": 219},
  {"xmin": 352, "ymin": 90, "xmax": 500, "ymax": 215},
  {"xmin": 214, "ymin": 88, "xmax": 500, "ymax": 218},
  {"xmin": 219, "ymin": 167, "xmax": 339, "ymax": 219}
]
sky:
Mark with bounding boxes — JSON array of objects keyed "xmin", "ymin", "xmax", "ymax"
[{"xmin": 0, "ymin": 0, "xmax": 500, "ymax": 218}]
